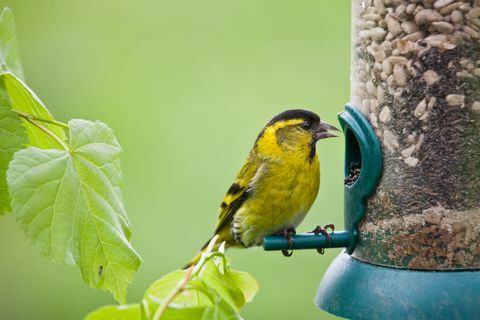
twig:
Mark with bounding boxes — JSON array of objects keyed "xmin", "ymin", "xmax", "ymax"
[
  {"xmin": 22, "ymin": 116, "xmax": 68, "ymax": 150},
  {"xmin": 13, "ymin": 110, "xmax": 69, "ymax": 128},
  {"xmin": 153, "ymin": 235, "xmax": 220, "ymax": 320}
]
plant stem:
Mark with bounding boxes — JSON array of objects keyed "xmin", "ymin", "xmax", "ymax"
[
  {"xmin": 23, "ymin": 117, "xmax": 69, "ymax": 151},
  {"xmin": 153, "ymin": 235, "xmax": 220, "ymax": 320},
  {"xmin": 13, "ymin": 110, "xmax": 69, "ymax": 128},
  {"xmin": 152, "ymin": 266, "xmax": 194, "ymax": 320},
  {"xmin": 14, "ymin": 110, "xmax": 69, "ymax": 150}
]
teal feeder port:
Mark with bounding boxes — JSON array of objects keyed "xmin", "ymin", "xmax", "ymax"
[{"xmin": 338, "ymin": 104, "xmax": 383, "ymax": 254}]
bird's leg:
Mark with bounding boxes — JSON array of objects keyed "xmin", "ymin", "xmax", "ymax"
[
  {"xmin": 309, "ymin": 224, "xmax": 335, "ymax": 254},
  {"xmin": 275, "ymin": 228, "xmax": 296, "ymax": 257}
]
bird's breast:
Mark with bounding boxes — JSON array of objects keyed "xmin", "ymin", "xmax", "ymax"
[
  {"xmin": 234, "ymin": 154, "xmax": 320, "ymax": 246},
  {"xmin": 258, "ymin": 155, "xmax": 320, "ymax": 217}
]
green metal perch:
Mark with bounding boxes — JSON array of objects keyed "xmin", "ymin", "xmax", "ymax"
[{"xmin": 263, "ymin": 231, "xmax": 352, "ymax": 251}]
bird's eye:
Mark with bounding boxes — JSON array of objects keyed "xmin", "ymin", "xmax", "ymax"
[{"xmin": 301, "ymin": 121, "xmax": 312, "ymax": 130}]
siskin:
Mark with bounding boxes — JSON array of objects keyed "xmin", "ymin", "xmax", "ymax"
[{"xmin": 185, "ymin": 109, "xmax": 338, "ymax": 268}]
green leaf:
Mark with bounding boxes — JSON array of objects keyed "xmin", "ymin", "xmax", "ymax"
[
  {"xmin": 7, "ymin": 119, "xmax": 141, "ymax": 303},
  {"xmin": 201, "ymin": 303, "xmax": 241, "ymax": 320},
  {"xmin": 85, "ymin": 304, "xmax": 141, "ymax": 320},
  {"xmin": 141, "ymin": 251, "xmax": 254, "ymax": 320},
  {"xmin": 85, "ymin": 248, "xmax": 257, "ymax": 319},
  {"xmin": 142, "ymin": 270, "xmax": 211, "ymax": 318},
  {"xmin": 1, "ymin": 72, "xmax": 67, "ymax": 149},
  {"xmin": 0, "ymin": 97, "xmax": 27, "ymax": 215},
  {"xmin": 201, "ymin": 253, "xmax": 259, "ymax": 310},
  {"xmin": 201, "ymin": 258, "xmax": 246, "ymax": 311},
  {"xmin": 144, "ymin": 270, "xmax": 187, "ymax": 306},
  {"xmin": 146, "ymin": 304, "xmax": 207, "ymax": 320},
  {"xmin": 228, "ymin": 269, "xmax": 259, "ymax": 304},
  {"xmin": 143, "ymin": 274, "xmax": 239, "ymax": 320},
  {"xmin": 197, "ymin": 282, "xmax": 242, "ymax": 320},
  {"xmin": 0, "ymin": 7, "xmax": 24, "ymax": 79}
]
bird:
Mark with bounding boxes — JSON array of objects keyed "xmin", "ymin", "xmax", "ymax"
[{"xmin": 185, "ymin": 109, "xmax": 338, "ymax": 268}]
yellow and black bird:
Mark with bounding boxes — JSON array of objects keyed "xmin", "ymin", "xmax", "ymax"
[{"xmin": 186, "ymin": 109, "xmax": 338, "ymax": 268}]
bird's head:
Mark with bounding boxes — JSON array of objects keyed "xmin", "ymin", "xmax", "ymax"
[{"xmin": 255, "ymin": 109, "xmax": 339, "ymax": 159}]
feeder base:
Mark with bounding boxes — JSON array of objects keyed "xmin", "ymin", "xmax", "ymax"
[{"xmin": 315, "ymin": 252, "xmax": 480, "ymax": 320}]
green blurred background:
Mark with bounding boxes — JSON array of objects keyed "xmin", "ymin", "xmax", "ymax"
[{"xmin": 0, "ymin": 1, "xmax": 350, "ymax": 319}]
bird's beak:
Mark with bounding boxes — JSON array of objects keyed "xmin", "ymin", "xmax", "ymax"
[{"xmin": 313, "ymin": 121, "xmax": 340, "ymax": 141}]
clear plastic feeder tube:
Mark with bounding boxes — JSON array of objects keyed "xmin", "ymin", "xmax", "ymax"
[{"xmin": 350, "ymin": 0, "xmax": 480, "ymax": 270}]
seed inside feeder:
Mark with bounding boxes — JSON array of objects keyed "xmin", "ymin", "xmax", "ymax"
[
  {"xmin": 351, "ymin": 0, "xmax": 480, "ymax": 270},
  {"xmin": 344, "ymin": 162, "xmax": 361, "ymax": 186}
]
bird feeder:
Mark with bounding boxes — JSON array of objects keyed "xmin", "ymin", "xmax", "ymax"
[{"xmin": 264, "ymin": 1, "xmax": 480, "ymax": 318}]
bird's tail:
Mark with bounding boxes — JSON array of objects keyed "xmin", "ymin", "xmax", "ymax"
[{"xmin": 183, "ymin": 235, "xmax": 222, "ymax": 269}]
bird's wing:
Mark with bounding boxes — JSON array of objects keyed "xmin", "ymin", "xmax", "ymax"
[{"xmin": 214, "ymin": 152, "xmax": 266, "ymax": 235}]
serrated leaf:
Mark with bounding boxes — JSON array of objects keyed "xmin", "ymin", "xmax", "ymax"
[
  {"xmin": 0, "ymin": 7, "xmax": 24, "ymax": 80},
  {"xmin": 7, "ymin": 119, "xmax": 141, "ymax": 303},
  {"xmin": 85, "ymin": 304, "xmax": 141, "ymax": 320},
  {"xmin": 1, "ymin": 72, "xmax": 67, "ymax": 149},
  {"xmin": 0, "ymin": 97, "xmax": 27, "ymax": 215}
]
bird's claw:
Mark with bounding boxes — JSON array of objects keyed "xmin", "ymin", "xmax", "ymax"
[
  {"xmin": 309, "ymin": 224, "xmax": 334, "ymax": 239},
  {"xmin": 324, "ymin": 224, "xmax": 335, "ymax": 234},
  {"xmin": 275, "ymin": 228, "xmax": 296, "ymax": 258},
  {"xmin": 309, "ymin": 224, "xmax": 335, "ymax": 254}
]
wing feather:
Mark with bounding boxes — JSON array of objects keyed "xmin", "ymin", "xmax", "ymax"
[{"xmin": 214, "ymin": 152, "xmax": 264, "ymax": 235}]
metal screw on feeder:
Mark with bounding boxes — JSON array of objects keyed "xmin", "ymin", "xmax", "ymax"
[{"xmin": 264, "ymin": 1, "xmax": 480, "ymax": 319}]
